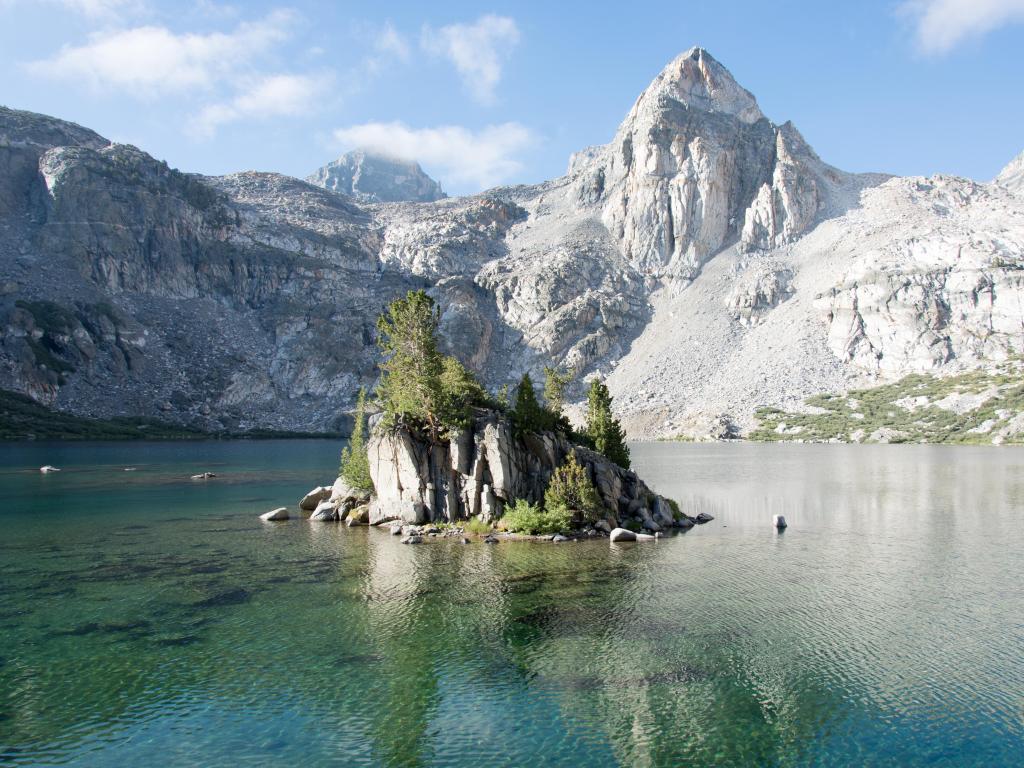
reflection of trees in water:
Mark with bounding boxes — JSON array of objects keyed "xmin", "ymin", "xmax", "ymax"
[{"xmin": 488, "ymin": 541, "xmax": 855, "ymax": 767}]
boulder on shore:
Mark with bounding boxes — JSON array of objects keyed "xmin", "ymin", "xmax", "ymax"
[
  {"xmin": 300, "ymin": 486, "xmax": 332, "ymax": 511},
  {"xmin": 345, "ymin": 504, "xmax": 370, "ymax": 526},
  {"xmin": 331, "ymin": 476, "xmax": 371, "ymax": 505},
  {"xmin": 609, "ymin": 527, "xmax": 637, "ymax": 542},
  {"xmin": 310, "ymin": 500, "xmax": 339, "ymax": 521},
  {"xmin": 260, "ymin": 507, "xmax": 289, "ymax": 522}
]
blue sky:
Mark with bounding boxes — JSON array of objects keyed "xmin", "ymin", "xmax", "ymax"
[{"xmin": 1, "ymin": 0, "xmax": 1022, "ymax": 195}]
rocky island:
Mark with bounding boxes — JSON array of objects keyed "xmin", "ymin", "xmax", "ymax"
[{"xmin": 268, "ymin": 290, "xmax": 698, "ymax": 542}]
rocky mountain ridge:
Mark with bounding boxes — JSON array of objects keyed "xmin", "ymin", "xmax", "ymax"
[{"xmin": 1, "ymin": 47, "xmax": 1022, "ymax": 439}]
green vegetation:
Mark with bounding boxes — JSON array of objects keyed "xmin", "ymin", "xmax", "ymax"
[
  {"xmin": 585, "ymin": 379, "xmax": 630, "ymax": 468},
  {"xmin": 543, "ymin": 452, "xmax": 603, "ymax": 524},
  {"xmin": 464, "ymin": 517, "xmax": 493, "ymax": 535},
  {"xmin": 339, "ymin": 387, "xmax": 373, "ymax": 493},
  {"xmin": 543, "ymin": 366, "xmax": 571, "ymax": 416},
  {"xmin": 501, "ymin": 498, "xmax": 573, "ymax": 535},
  {"xmin": 509, "ymin": 374, "xmax": 569, "ymax": 436},
  {"xmin": 749, "ymin": 363, "xmax": 1024, "ymax": 444},
  {"xmin": 376, "ymin": 290, "xmax": 491, "ymax": 436}
]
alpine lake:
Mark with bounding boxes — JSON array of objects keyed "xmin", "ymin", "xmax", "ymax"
[{"xmin": 0, "ymin": 440, "xmax": 1021, "ymax": 767}]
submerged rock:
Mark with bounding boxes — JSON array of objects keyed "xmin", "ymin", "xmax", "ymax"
[
  {"xmin": 191, "ymin": 472, "xmax": 216, "ymax": 480},
  {"xmin": 260, "ymin": 507, "xmax": 289, "ymax": 522}
]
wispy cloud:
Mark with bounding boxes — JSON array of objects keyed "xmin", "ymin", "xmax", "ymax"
[
  {"xmin": 26, "ymin": 9, "xmax": 296, "ymax": 97},
  {"xmin": 189, "ymin": 71, "xmax": 331, "ymax": 138},
  {"xmin": 901, "ymin": 0, "xmax": 1024, "ymax": 54},
  {"xmin": 360, "ymin": 21, "xmax": 410, "ymax": 76},
  {"xmin": 331, "ymin": 121, "xmax": 534, "ymax": 190},
  {"xmin": 421, "ymin": 14, "xmax": 519, "ymax": 104}
]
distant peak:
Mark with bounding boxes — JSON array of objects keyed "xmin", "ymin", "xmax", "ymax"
[
  {"xmin": 307, "ymin": 149, "xmax": 445, "ymax": 204},
  {"xmin": 639, "ymin": 47, "xmax": 764, "ymax": 124}
]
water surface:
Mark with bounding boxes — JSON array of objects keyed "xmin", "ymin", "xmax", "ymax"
[{"xmin": 0, "ymin": 441, "xmax": 1021, "ymax": 766}]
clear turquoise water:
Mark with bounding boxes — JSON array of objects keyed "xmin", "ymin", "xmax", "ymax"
[{"xmin": 0, "ymin": 440, "xmax": 1022, "ymax": 767}]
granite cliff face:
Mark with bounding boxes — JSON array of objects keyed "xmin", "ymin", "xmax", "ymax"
[{"xmin": 2, "ymin": 48, "xmax": 1023, "ymax": 438}]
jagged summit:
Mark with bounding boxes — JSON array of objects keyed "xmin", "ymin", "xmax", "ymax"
[
  {"xmin": 635, "ymin": 47, "xmax": 765, "ymax": 124},
  {"xmin": 995, "ymin": 150, "xmax": 1024, "ymax": 194},
  {"xmin": 307, "ymin": 149, "xmax": 445, "ymax": 204}
]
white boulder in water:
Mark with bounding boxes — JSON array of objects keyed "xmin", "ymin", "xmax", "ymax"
[
  {"xmin": 39, "ymin": 465, "xmax": 60, "ymax": 473},
  {"xmin": 299, "ymin": 486, "xmax": 332, "ymax": 511},
  {"xmin": 309, "ymin": 500, "xmax": 339, "ymax": 521},
  {"xmin": 260, "ymin": 508, "xmax": 289, "ymax": 522}
]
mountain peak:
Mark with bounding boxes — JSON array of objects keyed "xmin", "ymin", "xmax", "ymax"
[
  {"xmin": 995, "ymin": 150, "xmax": 1024, "ymax": 194},
  {"xmin": 308, "ymin": 149, "xmax": 445, "ymax": 204},
  {"xmin": 639, "ymin": 47, "xmax": 765, "ymax": 124}
]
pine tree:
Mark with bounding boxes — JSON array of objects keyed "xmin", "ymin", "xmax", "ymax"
[
  {"xmin": 376, "ymin": 290, "xmax": 445, "ymax": 434},
  {"xmin": 543, "ymin": 365, "xmax": 571, "ymax": 415},
  {"xmin": 586, "ymin": 379, "xmax": 630, "ymax": 469},
  {"xmin": 544, "ymin": 451, "xmax": 602, "ymax": 522},
  {"xmin": 512, "ymin": 373, "xmax": 545, "ymax": 432},
  {"xmin": 339, "ymin": 387, "xmax": 373, "ymax": 493}
]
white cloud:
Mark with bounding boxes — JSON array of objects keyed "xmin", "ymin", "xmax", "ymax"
[
  {"xmin": 331, "ymin": 121, "xmax": 534, "ymax": 190},
  {"xmin": 360, "ymin": 21, "xmax": 410, "ymax": 77},
  {"xmin": 902, "ymin": 0, "xmax": 1024, "ymax": 54},
  {"xmin": 421, "ymin": 14, "xmax": 519, "ymax": 104},
  {"xmin": 375, "ymin": 22, "xmax": 410, "ymax": 61},
  {"xmin": 26, "ymin": 9, "xmax": 296, "ymax": 97},
  {"xmin": 189, "ymin": 72, "xmax": 330, "ymax": 138}
]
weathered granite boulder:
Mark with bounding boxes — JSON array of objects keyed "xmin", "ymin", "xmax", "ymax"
[
  {"xmin": 300, "ymin": 486, "xmax": 333, "ymax": 511},
  {"xmin": 330, "ymin": 476, "xmax": 370, "ymax": 505},
  {"xmin": 260, "ymin": 507, "xmax": 289, "ymax": 522},
  {"xmin": 610, "ymin": 527, "xmax": 636, "ymax": 542},
  {"xmin": 345, "ymin": 504, "xmax": 370, "ymax": 526},
  {"xmin": 366, "ymin": 409, "xmax": 691, "ymax": 530},
  {"xmin": 310, "ymin": 500, "xmax": 339, "ymax": 521}
]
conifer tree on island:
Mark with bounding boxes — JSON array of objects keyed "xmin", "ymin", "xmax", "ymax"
[
  {"xmin": 543, "ymin": 365, "xmax": 571, "ymax": 416},
  {"xmin": 586, "ymin": 379, "xmax": 630, "ymax": 469},
  {"xmin": 375, "ymin": 289, "xmax": 491, "ymax": 438},
  {"xmin": 339, "ymin": 386, "xmax": 373, "ymax": 493},
  {"xmin": 375, "ymin": 290, "xmax": 445, "ymax": 434}
]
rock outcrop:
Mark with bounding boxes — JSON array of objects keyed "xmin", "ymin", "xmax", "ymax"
[
  {"xmin": 366, "ymin": 409, "xmax": 688, "ymax": 530},
  {"xmin": 308, "ymin": 149, "xmax": 445, "ymax": 203}
]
